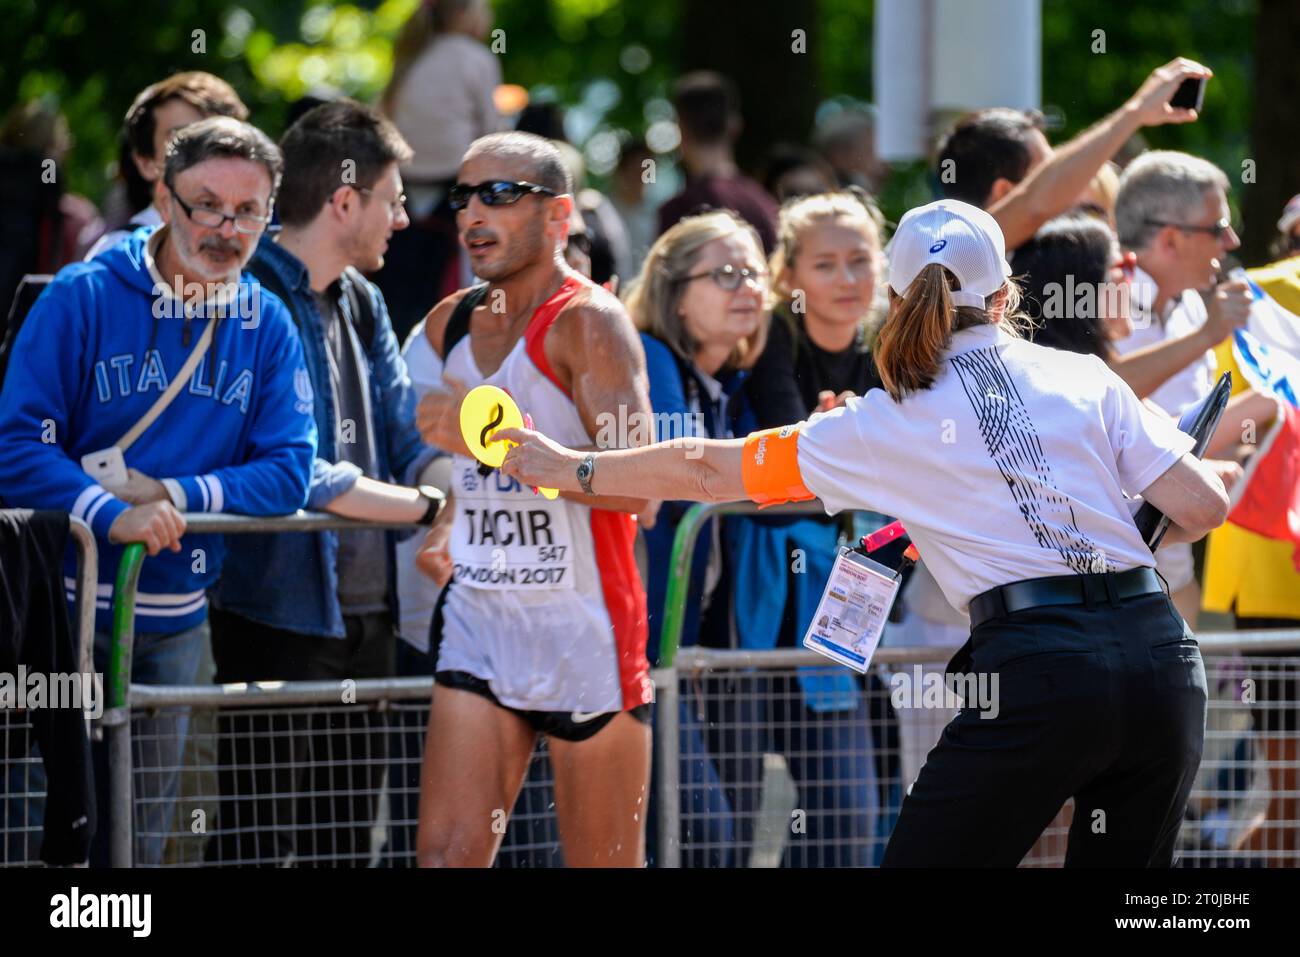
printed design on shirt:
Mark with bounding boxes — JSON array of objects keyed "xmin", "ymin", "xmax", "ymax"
[
  {"xmin": 293, "ymin": 367, "xmax": 315, "ymax": 414},
  {"xmin": 951, "ymin": 346, "xmax": 1112, "ymax": 574},
  {"xmin": 93, "ymin": 353, "xmax": 256, "ymax": 414}
]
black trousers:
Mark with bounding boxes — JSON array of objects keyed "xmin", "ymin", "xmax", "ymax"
[
  {"xmin": 205, "ymin": 608, "xmax": 396, "ymax": 867},
  {"xmin": 882, "ymin": 591, "xmax": 1207, "ymax": 867}
]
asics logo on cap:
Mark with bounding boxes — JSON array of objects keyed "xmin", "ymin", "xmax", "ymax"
[{"xmin": 929, "ymin": 240, "xmax": 948, "ymax": 254}]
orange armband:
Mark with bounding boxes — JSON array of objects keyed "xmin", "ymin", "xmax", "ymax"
[{"xmin": 741, "ymin": 426, "xmax": 814, "ymax": 507}]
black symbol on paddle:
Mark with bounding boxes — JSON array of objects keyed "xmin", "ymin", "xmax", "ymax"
[{"xmin": 477, "ymin": 402, "xmax": 504, "ymax": 477}]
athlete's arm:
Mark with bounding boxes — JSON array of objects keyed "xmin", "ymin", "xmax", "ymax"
[{"xmin": 548, "ymin": 290, "xmax": 657, "ymax": 513}]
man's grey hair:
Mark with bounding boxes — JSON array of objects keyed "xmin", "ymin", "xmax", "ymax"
[
  {"xmin": 163, "ymin": 115, "xmax": 283, "ymax": 201},
  {"xmin": 462, "ymin": 131, "xmax": 572, "ymax": 195},
  {"xmin": 1115, "ymin": 150, "xmax": 1229, "ymax": 250}
]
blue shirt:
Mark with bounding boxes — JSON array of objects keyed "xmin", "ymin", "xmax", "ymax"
[
  {"xmin": 0, "ymin": 226, "xmax": 316, "ymax": 633},
  {"xmin": 211, "ymin": 235, "xmax": 442, "ymax": 638},
  {"xmin": 639, "ymin": 333, "xmax": 751, "ymax": 662}
]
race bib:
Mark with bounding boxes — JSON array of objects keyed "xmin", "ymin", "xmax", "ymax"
[
  {"xmin": 803, "ymin": 547, "xmax": 902, "ymax": 673},
  {"xmin": 450, "ymin": 459, "xmax": 576, "ymax": 590}
]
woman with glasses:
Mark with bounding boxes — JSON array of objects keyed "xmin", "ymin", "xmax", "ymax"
[
  {"xmin": 628, "ymin": 210, "xmax": 768, "ymax": 661},
  {"xmin": 624, "ymin": 209, "xmax": 768, "ymax": 866}
]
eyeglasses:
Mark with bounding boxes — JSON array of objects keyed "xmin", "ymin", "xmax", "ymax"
[
  {"xmin": 355, "ymin": 185, "xmax": 407, "ymax": 215},
  {"xmin": 676, "ymin": 263, "xmax": 768, "ymax": 291},
  {"xmin": 449, "ymin": 180, "xmax": 558, "ymax": 211},
  {"xmin": 1143, "ymin": 217, "xmax": 1234, "ymax": 239},
  {"xmin": 166, "ymin": 182, "xmax": 270, "ymax": 235}
]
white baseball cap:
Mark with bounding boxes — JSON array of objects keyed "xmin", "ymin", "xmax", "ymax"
[{"xmin": 887, "ymin": 199, "xmax": 1012, "ymax": 309}]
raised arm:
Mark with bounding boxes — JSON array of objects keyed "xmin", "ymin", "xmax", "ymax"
[{"xmin": 990, "ymin": 57, "xmax": 1209, "ymax": 249}]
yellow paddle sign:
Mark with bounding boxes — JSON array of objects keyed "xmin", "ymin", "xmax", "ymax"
[{"xmin": 459, "ymin": 384, "xmax": 559, "ymax": 499}]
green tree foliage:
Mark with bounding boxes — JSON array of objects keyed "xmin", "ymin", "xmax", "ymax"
[{"xmin": 0, "ymin": 0, "xmax": 1262, "ymax": 239}]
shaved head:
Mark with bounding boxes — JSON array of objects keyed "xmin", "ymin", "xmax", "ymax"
[{"xmin": 461, "ymin": 131, "xmax": 571, "ymax": 194}]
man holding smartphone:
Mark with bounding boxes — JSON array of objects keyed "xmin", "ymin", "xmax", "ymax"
[{"xmin": 936, "ymin": 57, "xmax": 1212, "ymax": 249}]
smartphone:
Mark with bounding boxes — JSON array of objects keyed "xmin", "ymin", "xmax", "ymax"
[{"xmin": 1169, "ymin": 76, "xmax": 1206, "ymax": 112}]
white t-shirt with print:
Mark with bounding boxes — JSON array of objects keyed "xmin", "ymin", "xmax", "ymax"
[{"xmin": 791, "ymin": 322, "xmax": 1194, "ymax": 614}]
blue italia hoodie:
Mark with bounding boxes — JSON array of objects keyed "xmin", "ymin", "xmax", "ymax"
[{"xmin": 0, "ymin": 225, "xmax": 317, "ymax": 633}]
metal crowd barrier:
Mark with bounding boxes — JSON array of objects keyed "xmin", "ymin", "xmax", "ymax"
[
  {"xmin": 652, "ymin": 502, "xmax": 1300, "ymax": 868},
  {"xmin": 101, "ymin": 502, "xmax": 1300, "ymax": 868},
  {"xmin": 106, "ymin": 509, "xmax": 431, "ymax": 868},
  {"xmin": 1, "ymin": 512, "xmax": 98, "ymax": 866}
]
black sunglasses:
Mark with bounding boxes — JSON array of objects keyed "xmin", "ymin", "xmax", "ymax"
[{"xmin": 449, "ymin": 180, "xmax": 558, "ymax": 211}]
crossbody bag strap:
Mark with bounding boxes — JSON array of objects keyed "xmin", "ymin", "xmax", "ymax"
[{"xmin": 116, "ymin": 317, "xmax": 216, "ymax": 453}]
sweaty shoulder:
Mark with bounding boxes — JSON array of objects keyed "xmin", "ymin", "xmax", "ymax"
[{"xmin": 547, "ymin": 279, "xmax": 646, "ymax": 385}]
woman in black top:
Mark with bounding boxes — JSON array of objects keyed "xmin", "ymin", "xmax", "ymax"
[
  {"xmin": 747, "ymin": 190, "xmax": 885, "ymax": 427},
  {"xmin": 726, "ymin": 190, "xmax": 890, "ymax": 865}
]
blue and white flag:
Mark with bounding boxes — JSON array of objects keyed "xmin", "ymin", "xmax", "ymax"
[
  {"xmin": 1232, "ymin": 328, "xmax": 1300, "ymax": 410},
  {"xmin": 1232, "ymin": 267, "xmax": 1300, "ymax": 359}
]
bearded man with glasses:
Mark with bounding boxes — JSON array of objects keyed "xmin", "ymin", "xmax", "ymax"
[{"xmin": 0, "ymin": 115, "xmax": 316, "ymax": 866}]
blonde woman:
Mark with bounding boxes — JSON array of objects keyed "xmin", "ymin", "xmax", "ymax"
[
  {"xmin": 748, "ymin": 190, "xmax": 886, "ymax": 427},
  {"xmin": 727, "ymin": 191, "xmax": 892, "ymax": 864}
]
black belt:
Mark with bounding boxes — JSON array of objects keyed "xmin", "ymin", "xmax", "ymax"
[{"xmin": 967, "ymin": 567, "xmax": 1164, "ymax": 629}]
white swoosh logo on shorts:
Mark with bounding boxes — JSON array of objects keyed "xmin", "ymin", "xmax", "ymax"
[{"xmin": 570, "ymin": 710, "xmax": 605, "ymax": 723}]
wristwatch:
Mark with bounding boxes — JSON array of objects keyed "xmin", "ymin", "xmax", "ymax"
[
  {"xmin": 416, "ymin": 485, "xmax": 443, "ymax": 525},
  {"xmin": 576, "ymin": 453, "xmax": 597, "ymax": 495}
]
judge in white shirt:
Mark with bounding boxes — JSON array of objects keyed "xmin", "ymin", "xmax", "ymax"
[{"xmin": 496, "ymin": 199, "xmax": 1229, "ymax": 867}]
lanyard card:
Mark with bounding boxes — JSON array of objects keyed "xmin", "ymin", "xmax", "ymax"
[{"xmin": 803, "ymin": 546, "xmax": 902, "ymax": 674}]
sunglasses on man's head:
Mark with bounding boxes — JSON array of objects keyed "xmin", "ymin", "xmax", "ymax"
[{"xmin": 449, "ymin": 180, "xmax": 558, "ymax": 211}]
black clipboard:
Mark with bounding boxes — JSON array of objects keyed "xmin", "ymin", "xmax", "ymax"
[{"xmin": 1133, "ymin": 371, "xmax": 1233, "ymax": 550}]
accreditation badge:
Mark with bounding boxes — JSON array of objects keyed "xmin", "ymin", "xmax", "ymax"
[{"xmin": 803, "ymin": 546, "xmax": 902, "ymax": 673}]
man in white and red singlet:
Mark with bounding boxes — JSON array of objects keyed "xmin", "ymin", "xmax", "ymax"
[{"xmin": 412, "ymin": 132, "xmax": 654, "ymax": 867}]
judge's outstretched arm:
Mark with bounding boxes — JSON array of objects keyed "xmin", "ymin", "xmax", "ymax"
[{"xmin": 497, "ymin": 429, "xmax": 752, "ymax": 504}]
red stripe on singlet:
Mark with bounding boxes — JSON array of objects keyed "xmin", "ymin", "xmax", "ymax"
[
  {"xmin": 523, "ymin": 274, "xmax": 651, "ymax": 708},
  {"xmin": 589, "ymin": 509, "xmax": 653, "ymax": 708},
  {"xmin": 522, "ymin": 275, "xmax": 585, "ymax": 397}
]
